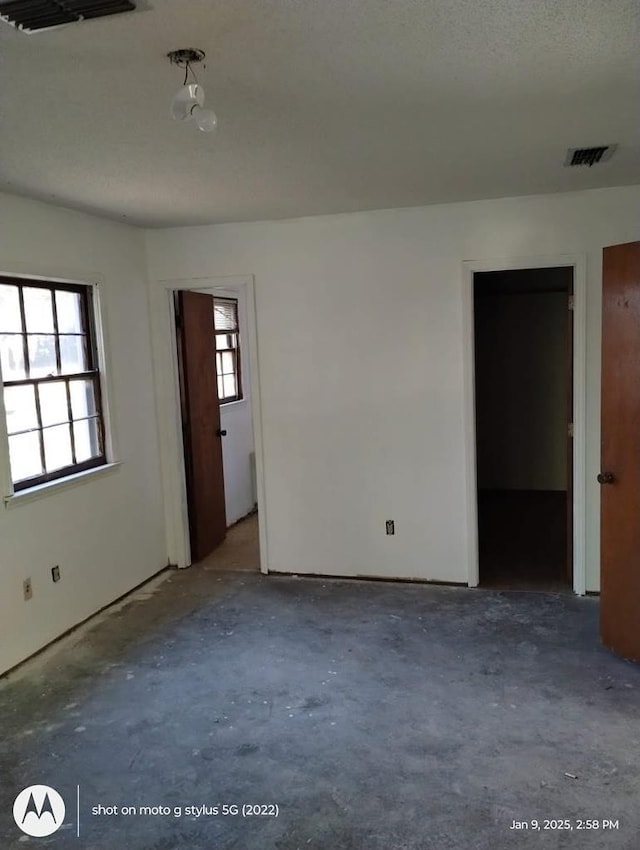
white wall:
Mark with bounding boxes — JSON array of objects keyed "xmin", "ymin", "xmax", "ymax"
[
  {"xmin": 205, "ymin": 287, "xmax": 255, "ymax": 525},
  {"xmin": 146, "ymin": 185, "xmax": 640, "ymax": 593},
  {"xmin": 7, "ymin": 184, "xmax": 634, "ymax": 674},
  {"xmin": 475, "ymin": 290, "xmax": 568, "ymax": 491},
  {"xmin": 2, "ymin": 184, "xmax": 636, "ymax": 675},
  {"xmin": 0, "ymin": 193, "xmax": 166, "ymax": 675}
]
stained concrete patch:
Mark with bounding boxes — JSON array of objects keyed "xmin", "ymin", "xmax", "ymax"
[{"xmin": 0, "ymin": 571, "xmax": 639, "ymax": 849}]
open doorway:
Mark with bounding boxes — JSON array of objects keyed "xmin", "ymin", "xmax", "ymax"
[
  {"xmin": 473, "ymin": 267, "xmax": 573, "ymax": 590},
  {"xmin": 174, "ymin": 286, "xmax": 260, "ymax": 573}
]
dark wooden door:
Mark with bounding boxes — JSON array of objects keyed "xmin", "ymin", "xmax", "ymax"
[
  {"xmin": 600, "ymin": 241, "xmax": 640, "ymax": 662},
  {"xmin": 175, "ymin": 290, "xmax": 226, "ymax": 562}
]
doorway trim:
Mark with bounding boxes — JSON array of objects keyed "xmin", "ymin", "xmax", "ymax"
[
  {"xmin": 148, "ymin": 274, "xmax": 268, "ymax": 573},
  {"xmin": 462, "ymin": 254, "xmax": 587, "ymax": 595}
]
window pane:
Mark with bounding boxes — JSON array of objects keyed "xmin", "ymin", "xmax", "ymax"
[
  {"xmin": 73, "ymin": 418, "xmax": 101, "ymax": 462},
  {"xmin": 69, "ymin": 379, "xmax": 96, "ymax": 419},
  {"xmin": 23, "ymin": 287, "xmax": 54, "ymax": 333},
  {"xmin": 9, "ymin": 431, "xmax": 43, "ymax": 482},
  {"xmin": 223, "ymin": 374, "xmax": 236, "ymax": 398},
  {"xmin": 221, "ymin": 351, "xmax": 234, "ymax": 374},
  {"xmin": 55, "ymin": 290, "xmax": 83, "ymax": 333},
  {"xmin": 0, "ymin": 285, "xmax": 21, "ymax": 332},
  {"xmin": 4, "ymin": 385, "xmax": 38, "ymax": 434},
  {"xmin": 43, "ymin": 424, "xmax": 73, "ymax": 472},
  {"xmin": 2, "ymin": 281, "xmax": 105, "ymax": 488},
  {"xmin": 39, "ymin": 381, "xmax": 69, "ymax": 427},
  {"xmin": 215, "ymin": 333, "xmax": 237, "ymax": 351},
  {"xmin": 217, "ymin": 376, "xmax": 224, "ymax": 399},
  {"xmin": 60, "ymin": 335, "xmax": 87, "ymax": 374},
  {"xmin": 0, "ymin": 334, "xmax": 26, "ymax": 380},
  {"xmin": 28, "ymin": 334, "xmax": 57, "ymax": 378}
]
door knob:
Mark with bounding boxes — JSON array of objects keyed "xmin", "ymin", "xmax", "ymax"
[
  {"xmin": 216, "ymin": 428, "xmax": 227, "ymax": 437},
  {"xmin": 597, "ymin": 472, "xmax": 615, "ymax": 484}
]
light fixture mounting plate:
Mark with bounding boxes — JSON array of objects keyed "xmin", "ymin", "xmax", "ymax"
[{"xmin": 168, "ymin": 48, "xmax": 206, "ymax": 67}]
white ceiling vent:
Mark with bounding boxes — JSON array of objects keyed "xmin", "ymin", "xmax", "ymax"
[
  {"xmin": 564, "ymin": 145, "xmax": 618, "ymax": 167},
  {"xmin": 0, "ymin": 0, "xmax": 144, "ymax": 33}
]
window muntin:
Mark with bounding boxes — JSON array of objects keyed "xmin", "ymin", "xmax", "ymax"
[
  {"xmin": 213, "ymin": 298, "xmax": 242, "ymax": 403},
  {"xmin": 0, "ymin": 278, "xmax": 105, "ymax": 490}
]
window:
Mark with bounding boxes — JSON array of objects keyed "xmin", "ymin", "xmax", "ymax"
[
  {"xmin": 0, "ymin": 277, "xmax": 105, "ymax": 490},
  {"xmin": 213, "ymin": 297, "xmax": 242, "ymax": 403}
]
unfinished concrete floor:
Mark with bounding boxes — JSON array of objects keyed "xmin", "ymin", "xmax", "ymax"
[{"xmin": 1, "ymin": 568, "xmax": 639, "ymax": 850}]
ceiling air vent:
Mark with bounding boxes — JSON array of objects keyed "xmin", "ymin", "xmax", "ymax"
[
  {"xmin": 0, "ymin": 0, "xmax": 136, "ymax": 33},
  {"xmin": 565, "ymin": 145, "xmax": 617, "ymax": 167}
]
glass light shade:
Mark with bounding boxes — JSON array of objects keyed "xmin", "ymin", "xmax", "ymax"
[
  {"xmin": 192, "ymin": 105, "xmax": 217, "ymax": 133},
  {"xmin": 171, "ymin": 83, "xmax": 204, "ymax": 122}
]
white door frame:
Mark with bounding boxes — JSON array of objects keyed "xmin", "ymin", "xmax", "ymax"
[
  {"xmin": 148, "ymin": 274, "xmax": 268, "ymax": 573},
  {"xmin": 462, "ymin": 254, "xmax": 587, "ymax": 595}
]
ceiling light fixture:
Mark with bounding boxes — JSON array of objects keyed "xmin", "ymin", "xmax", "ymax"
[{"xmin": 167, "ymin": 48, "xmax": 217, "ymax": 133}]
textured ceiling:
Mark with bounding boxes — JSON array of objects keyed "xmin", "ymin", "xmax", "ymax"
[{"xmin": 0, "ymin": 0, "xmax": 638, "ymax": 226}]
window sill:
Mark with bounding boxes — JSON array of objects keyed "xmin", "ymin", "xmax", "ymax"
[{"xmin": 4, "ymin": 462, "xmax": 121, "ymax": 509}]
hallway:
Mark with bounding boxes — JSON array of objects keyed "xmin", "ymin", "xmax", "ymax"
[{"xmin": 196, "ymin": 513, "xmax": 260, "ymax": 573}]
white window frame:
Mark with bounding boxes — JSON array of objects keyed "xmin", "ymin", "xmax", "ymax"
[{"xmin": 0, "ymin": 267, "xmax": 118, "ymax": 506}]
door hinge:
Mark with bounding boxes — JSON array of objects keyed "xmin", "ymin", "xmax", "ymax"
[
  {"xmin": 568, "ymin": 422, "xmax": 574, "ymax": 438},
  {"xmin": 568, "ymin": 295, "xmax": 575, "ymax": 311}
]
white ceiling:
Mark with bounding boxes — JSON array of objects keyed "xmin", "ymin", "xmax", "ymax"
[{"xmin": 1, "ymin": 0, "xmax": 638, "ymax": 227}]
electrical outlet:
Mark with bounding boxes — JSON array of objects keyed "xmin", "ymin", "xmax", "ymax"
[
  {"xmin": 386, "ymin": 520, "xmax": 395, "ymax": 535},
  {"xmin": 23, "ymin": 578, "xmax": 33, "ymax": 601},
  {"xmin": 51, "ymin": 565, "xmax": 61, "ymax": 583}
]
